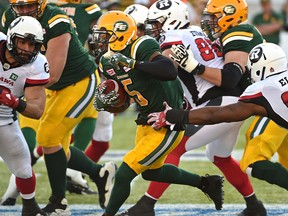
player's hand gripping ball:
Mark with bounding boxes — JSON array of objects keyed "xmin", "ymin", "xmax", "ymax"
[{"xmin": 94, "ymin": 79, "xmax": 128, "ymax": 111}]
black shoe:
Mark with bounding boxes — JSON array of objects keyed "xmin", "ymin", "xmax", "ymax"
[
  {"xmin": 237, "ymin": 200, "xmax": 267, "ymax": 216},
  {"xmin": 22, "ymin": 198, "xmax": 47, "ymax": 216},
  {"xmin": 116, "ymin": 195, "xmax": 156, "ymax": 216},
  {"xmin": 200, "ymin": 174, "xmax": 224, "ymax": 210},
  {"xmin": 1, "ymin": 197, "xmax": 16, "ymax": 206},
  {"xmin": 91, "ymin": 162, "xmax": 117, "ymax": 209},
  {"xmin": 66, "ymin": 176, "xmax": 97, "ymax": 195},
  {"xmin": 41, "ymin": 195, "xmax": 71, "ymax": 215}
]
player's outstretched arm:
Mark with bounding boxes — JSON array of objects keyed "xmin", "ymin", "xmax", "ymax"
[{"xmin": 148, "ymin": 101, "xmax": 267, "ymax": 129}]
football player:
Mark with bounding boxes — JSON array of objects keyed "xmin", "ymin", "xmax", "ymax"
[
  {"xmin": 0, "ymin": 0, "xmax": 117, "ymax": 214},
  {"xmin": 0, "ymin": 16, "xmax": 49, "ymax": 216},
  {"xmin": 148, "ymin": 42, "xmax": 288, "ymax": 192},
  {"xmin": 119, "ymin": 0, "xmax": 266, "ymax": 216},
  {"xmin": 92, "ymin": 10, "xmax": 224, "ymax": 216}
]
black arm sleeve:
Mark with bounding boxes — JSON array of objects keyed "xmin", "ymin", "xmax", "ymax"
[
  {"xmin": 220, "ymin": 62, "xmax": 244, "ymax": 89},
  {"xmin": 134, "ymin": 55, "xmax": 178, "ymax": 81},
  {"xmin": 166, "ymin": 109, "xmax": 190, "ymax": 124}
]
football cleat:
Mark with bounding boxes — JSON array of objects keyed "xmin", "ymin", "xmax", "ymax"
[
  {"xmin": 22, "ymin": 197, "xmax": 47, "ymax": 216},
  {"xmin": 1, "ymin": 174, "xmax": 19, "ymax": 206},
  {"xmin": 91, "ymin": 161, "xmax": 117, "ymax": 209},
  {"xmin": 237, "ymin": 200, "xmax": 267, "ymax": 216},
  {"xmin": 1, "ymin": 197, "xmax": 16, "ymax": 206},
  {"xmin": 66, "ymin": 176, "xmax": 97, "ymax": 195},
  {"xmin": 200, "ymin": 174, "xmax": 224, "ymax": 210},
  {"xmin": 41, "ymin": 196, "xmax": 71, "ymax": 216},
  {"xmin": 115, "ymin": 195, "xmax": 155, "ymax": 216}
]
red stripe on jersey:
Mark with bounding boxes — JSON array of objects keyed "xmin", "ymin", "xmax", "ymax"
[
  {"xmin": 26, "ymin": 78, "xmax": 49, "ymax": 86},
  {"xmin": 160, "ymin": 40, "xmax": 183, "ymax": 50},
  {"xmin": 239, "ymin": 92, "xmax": 263, "ymax": 101}
]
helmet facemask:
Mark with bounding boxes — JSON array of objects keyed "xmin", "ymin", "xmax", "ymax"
[
  {"xmin": 10, "ymin": 0, "xmax": 47, "ymax": 19},
  {"xmin": 90, "ymin": 26, "xmax": 115, "ymax": 59},
  {"xmin": 8, "ymin": 33, "xmax": 42, "ymax": 65},
  {"xmin": 201, "ymin": 12, "xmax": 222, "ymax": 39},
  {"xmin": 145, "ymin": 19, "xmax": 164, "ymax": 41}
]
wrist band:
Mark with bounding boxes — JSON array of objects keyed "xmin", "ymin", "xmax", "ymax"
[
  {"xmin": 16, "ymin": 99, "xmax": 27, "ymax": 113},
  {"xmin": 191, "ymin": 63, "xmax": 205, "ymax": 75}
]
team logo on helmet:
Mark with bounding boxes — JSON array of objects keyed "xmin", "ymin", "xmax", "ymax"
[
  {"xmin": 156, "ymin": 0, "xmax": 172, "ymax": 10},
  {"xmin": 249, "ymin": 46, "xmax": 263, "ymax": 64},
  {"xmin": 223, "ymin": 5, "xmax": 236, "ymax": 15},
  {"xmin": 114, "ymin": 21, "xmax": 129, "ymax": 32}
]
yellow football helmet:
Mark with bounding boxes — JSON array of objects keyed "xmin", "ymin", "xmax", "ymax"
[
  {"xmin": 91, "ymin": 10, "xmax": 137, "ymax": 54},
  {"xmin": 201, "ymin": 0, "xmax": 248, "ymax": 38},
  {"xmin": 10, "ymin": 0, "xmax": 48, "ymax": 19}
]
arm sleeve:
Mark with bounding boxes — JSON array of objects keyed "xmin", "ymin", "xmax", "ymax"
[{"xmin": 134, "ymin": 55, "xmax": 178, "ymax": 81}]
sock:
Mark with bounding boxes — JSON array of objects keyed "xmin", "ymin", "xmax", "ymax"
[
  {"xmin": 85, "ymin": 140, "xmax": 109, "ymax": 162},
  {"xmin": 243, "ymin": 193, "xmax": 261, "ymax": 209},
  {"xmin": 16, "ymin": 171, "xmax": 36, "ymax": 198},
  {"xmin": 142, "ymin": 164, "xmax": 201, "ymax": 186},
  {"xmin": 213, "ymin": 156, "xmax": 254, "ymax": 196},
  {"xmin": 252, "ymin": 160, "xmax": 288, "ymax": 190},
  {"xmin": 34, "ymin": 146, "xmax": 43, "ymax": 158},
  {"xmin": 105, "ymin": 162, "xmax": 137, "ymax": 216},
  {"xmin": 146, "ymin": 136, "xmax": 187, "ymax": 199},
  {"xmin": 21, "ymin": 128, "xmax": 36, "ymax": 153},
  {"xmin": 44, "ymin": 148, "xmax": 67, "ymax": 198},
  {"xmin": 68, "ymin": 145, "xmax": 101, "ymax": 179},
  {"xmin": 73, "ymin": 118, "xmax": 96, "ymax": 151}
]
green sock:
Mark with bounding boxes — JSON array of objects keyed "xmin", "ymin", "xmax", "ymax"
[
  {"xmin": 68, "ymin": 146, "xmax": 101, "ymax": 178},
  {"xmin": 252, "ymin": 160, "xmax": 288, "ymax": 190},
  {"xmin": 73, "ymin": 118, "xmax": 96, "ymax": 151},
  {"xmin": 44, "ymin": 148, "xmax": 67, "ymax": 198},
  {"xmin": 105, "ymin": 162, "xmax": 137, "ymax": 216},
  {"xmin": 142, "ymin": 164, "xmax": 201, "ymax": 187},
  {"xmin": 21, "ymin": 127, "xmax": 36, "ymax": 153}
]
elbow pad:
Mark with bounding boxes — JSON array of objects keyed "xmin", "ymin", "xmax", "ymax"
[{"xmin": 220, "ymin": 62, "xmax": 244, "ymax": 89}]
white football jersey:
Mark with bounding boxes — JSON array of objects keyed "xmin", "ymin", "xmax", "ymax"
[
  {"xmin": 240, "ymin": 71, "xmax": 288, "ymax": 129},
  {"xmin": 159, "ymin": 26, "xmax": 224, "ymax": 107},
  {"xmin": 0, "ymin": 34, "xmax": 49, "ymax": 125}
]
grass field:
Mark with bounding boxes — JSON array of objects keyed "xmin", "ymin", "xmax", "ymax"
[{"xmin": 0, "ymin": 107, "xmax": 287, "ymax": 209}]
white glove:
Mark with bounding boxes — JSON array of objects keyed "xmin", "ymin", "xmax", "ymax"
[{"xmin": 169, "ymin": 44, "xmax": 199, "ymax": 73}]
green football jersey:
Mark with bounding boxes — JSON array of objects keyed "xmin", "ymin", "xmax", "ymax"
[
  {"xmin": 49, "ymin": 3, "xmax": 102, "ymax": 45},
  {"xmin": 221, "ymin": 23, "xmax": 265, "ymax": 55},
  {"xmin": 1, "ymin": 5, "xmax": 97, "ymax": 90},
  {"xmin": 99, "ymin": 36, "xmax": 184, "ymax": 124}
]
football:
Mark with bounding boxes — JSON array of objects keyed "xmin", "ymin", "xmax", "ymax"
[{"xmin": 99, "ymin": 79, "xmax": 128, "ymax": 107}]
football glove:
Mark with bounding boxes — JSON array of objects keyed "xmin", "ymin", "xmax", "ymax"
[
  {"xmin": 110, "ymin": 53, "xmax": 136, "ymax": 69},
  {"xmin": 0, "ymin": 87, "xmax": 20, "ymax": 109},
  {"xmin": 169, "ymin": 44, "xmax": 205, "ymax": 75},
  {"xmin": 93, "ymin": 84, "xmax": 119, "ymax": 111},
  {"xmin": 147, "ymin": 101, "xmax": 174, "ymax": 130}
]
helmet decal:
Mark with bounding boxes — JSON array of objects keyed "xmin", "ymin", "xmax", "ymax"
[
  {"xmin": 223, "ymin": 5, "xmax": 236, "ymax": 15},
  {"xmin": 249, "ymin": 46, "xmax": 263, "ymax": 64},
  {"xmin": 156, "ymin": 0, "xmax": 172, "ymax": 10},
  {"xmin": 114, "ymin": 21, "xmax": 129, "ymax": 32}
]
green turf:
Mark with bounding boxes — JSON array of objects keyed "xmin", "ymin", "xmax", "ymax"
[{"xmin": 0, "ymin": 108, "xmax": 287, "ymax": 206}]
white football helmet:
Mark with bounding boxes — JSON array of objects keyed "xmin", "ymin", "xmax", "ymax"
[
  {"xmin": 146, "ymin": 0, "xmax": 190, "ymax": 40},
  {"xmin": 7, "ymin": 16, "xmax": 44, "ymax": 64},
  {"xmin": 248, "ymin": 43, "xmax": 288, "ymax": 83},
  {"xmin": 124, "ymin": 4, "xmax": 149, "ymax": 26}
]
